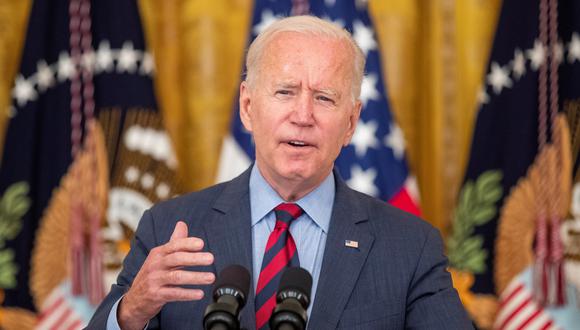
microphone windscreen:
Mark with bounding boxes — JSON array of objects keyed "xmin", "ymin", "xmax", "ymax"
[
  {"xmin": 278, "ymin": 267, "xmax": 313, "ymax": 298},
  {"xmin": 213, "ymin": 264, "xmax": 251, "ymax": 300}
]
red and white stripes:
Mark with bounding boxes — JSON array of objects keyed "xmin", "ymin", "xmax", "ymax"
[
  {"xmin": 494, "ymin": 279, "xmax": 560, "ymax": 330},
  {"xmin": 36, "ymin": 288, "xmax": 85, "ymax": 330}
]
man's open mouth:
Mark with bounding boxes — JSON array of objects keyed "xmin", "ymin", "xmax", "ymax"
[{"xmin": 287, "ymin": 140, "xmax": 311, "ymax": 147}]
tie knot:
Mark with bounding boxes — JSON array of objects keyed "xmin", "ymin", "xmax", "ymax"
[{"xmin": 274, "ymin": 203, "xmax": 303, "ymax": 228}]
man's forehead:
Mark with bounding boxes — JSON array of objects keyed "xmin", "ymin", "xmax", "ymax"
[
  {"xmin": 255, "ymin": 32, "xmax": 353, "ymax": 90},
  {"xmin": 262, "ymin": 34, "xmax": 350, "ymax": 70}
]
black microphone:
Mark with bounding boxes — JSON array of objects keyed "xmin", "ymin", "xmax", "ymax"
[
  {"xmin": 269, "ymin": 267, "xmax": 313, "ymax": 330},
  {"xmin": 203, "ymin": 264, "xmax": 251, "ymax": 330}
]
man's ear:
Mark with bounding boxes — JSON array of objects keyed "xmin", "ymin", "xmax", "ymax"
[
  {"xmin": 343, "ymin": 100, "xmax": 362, "ymax": 146},
  {"xmin": 239, "ymin": 81, "xmax": 253, "ymax": 132}
]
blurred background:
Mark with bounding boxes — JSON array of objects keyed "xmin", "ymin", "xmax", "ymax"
[{"xmin": 0, "ymin": 0, "xmax": 578, "ymax": 329}]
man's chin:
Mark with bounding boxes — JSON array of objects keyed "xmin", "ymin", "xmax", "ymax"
[{"xmin": 277, "ymin": 164, "xmax": 327, "ymax": 183}]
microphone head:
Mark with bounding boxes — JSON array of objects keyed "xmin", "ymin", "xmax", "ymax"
[
  {"xmin": 277, "ymin": 267, "xmax": 313, "ymax": 309},
  {"xmin": 212, "ymin": 264, "xmax": 251, "ymax": 307}
]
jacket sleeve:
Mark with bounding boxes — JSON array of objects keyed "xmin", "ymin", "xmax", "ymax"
[{"xmin": 405, "ymin": 227, "xmax": 474, "ymax": 329}]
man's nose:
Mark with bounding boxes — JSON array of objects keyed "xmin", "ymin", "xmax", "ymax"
[{"xmin": 291, "ymin": 94, "xmax": 315, "ymax": 126}]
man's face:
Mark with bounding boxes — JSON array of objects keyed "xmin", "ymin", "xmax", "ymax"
[{"xmin": 239, "ymin": 32, "xmax": 362, "ymax": 193}]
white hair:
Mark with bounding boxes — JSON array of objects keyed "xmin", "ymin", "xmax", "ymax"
[{"xmin": 245, "ymin": 15, "xmax": 365, "ymax": 102}]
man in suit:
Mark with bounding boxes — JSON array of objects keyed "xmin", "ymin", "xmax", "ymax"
[{"xmin": 88, "ymin": 15, "xmax": 472, "ymax": 329}]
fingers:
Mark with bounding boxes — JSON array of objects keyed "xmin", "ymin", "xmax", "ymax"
[
  {"xmin": 159, "ymin": 287, "xmax": 206, "ymax": 302},
  {"xmin": 164, "ymin": 270, "xmax": 215, "ymax": 286},
  {"xmin": 164, "ymin": 236, "xmax": 205, "ymax": 253},
  {"xmin": 119, "ymin": 221, "xmax": 215, "ymax": 326},
  {"xmin": 170, "ymin": 221, "xmax": 189, "ymax": 241},
  {"xmin": 163, "ymin": 251, "xmax": 214, "ymax": 268}
]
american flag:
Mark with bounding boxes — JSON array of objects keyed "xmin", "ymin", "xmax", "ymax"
[
  {"xmin": 217, "ymin": 0, "xmax": 420, "ymax": 215},
  {"xmin": 494, "ymin": 271, "xmax": 559, "ymax": 330}
]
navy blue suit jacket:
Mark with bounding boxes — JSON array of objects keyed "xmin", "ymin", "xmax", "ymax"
[{"xmin": 87, "ymin": 167, "xmax": 472, "ymax": 329}]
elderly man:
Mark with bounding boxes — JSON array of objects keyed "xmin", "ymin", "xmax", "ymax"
[{"xmin": 88, "ymin": 15, "xmax": 471, "ymax": 329}]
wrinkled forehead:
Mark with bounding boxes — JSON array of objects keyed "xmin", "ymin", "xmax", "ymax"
[
  {"xmin": 258, "ymin": 32, "xmax": 355, "ymax": 85},
  {"xmin": 264, "ymin": 31, "xmax": 352, "ymax": 61}
]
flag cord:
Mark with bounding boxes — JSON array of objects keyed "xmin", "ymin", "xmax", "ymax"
[
  {"xmin": 68, "ymin": 0, "xmax": 104, "ymax": 305},
  {"xmin": 534, "ymin": 0, "xmax": 566, "ymax": 307}
]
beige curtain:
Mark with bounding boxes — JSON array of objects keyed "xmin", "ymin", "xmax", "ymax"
[
  {"xmin": 0, "ymin": 0, "xmax": 502, "ymax": 234},
  {"xmin": 138, "ymin": 0, "xmax": 252, "ymax": 189},
  {"xmin": 370, "ymin": 0, "xmax": 502, "ymax": 233}
]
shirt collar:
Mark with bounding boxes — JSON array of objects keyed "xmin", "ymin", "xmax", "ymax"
[{"xmin": 249, "ymin": 164, "xmax": 334, "ymax": 233}]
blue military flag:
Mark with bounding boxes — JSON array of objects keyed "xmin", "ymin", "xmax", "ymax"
[
  {"xmin": 0, "ymin": 0, "xmax": 180, "ymax": 328},
  {"xmin": 447, "ymin": 0, "xmax": 580, "ymax": 328}
]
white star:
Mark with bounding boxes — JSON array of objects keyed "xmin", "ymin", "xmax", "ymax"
[
  {"xmin": 96, "ymin": 41, "xmax": 114, "ymax": 73},
  {"xmin": 487, "ymin": 62, "xmax": 512, "ymax": 94},
  {"xmin": 156, "ymin": 183, "xmax": 170, "ymax": 199},
  {"xmin": 353, "ymin": 20, "xmax": 377, "ymax": 56},
  {"xmin": 347, "ymin": 165, "xmax": 378, "ymax": 197},
  {"xmin": 325, "ymin": 0, "xmax": 336, "ymax": 6},
  {"xmin": 477, "ymin": 87, "xmax": 489, "ymax": 106},
  {"xmin": 35, "ymin": 60, "xmax": 55, "ymax": 91},
  {"xmin": 527, "ymin": 40, "xmax": 546, "ymax": 70},
  {"xmin": 350, "ymin": 119, "xmax": 379, "ymax": 157},
  {"xmin": 125, "ymin": 166, "xmax": 140, "ymax": 183},
  {"xmin": 81, "ymin": 51, "xmax": 96, "ymax": 72},
  {"xmin": 253, "ymin": 10, "xmax": 280, "ymax": 36},
  {"xmin": 553, "ymin": 41, "xmax": 564, "ymax": 65},
  {"xmin": 141, "ymin": 173, "xmax": 155, "ymax": 189},
  {"xmin": 140, "ymin": 52, "xmax": 155, "ymax": 75},
  {"xmin": 57, "ymin": 52, "xmax": 76, "ymax": 82},
  {"xmin": 117, "ymin": 42, "xmax": 139, "ymax": 73},
  {"xmin": 360, "ymin": 73, "xmax": 380, "ymax": 107},
  {"xmin": 512, "ymin": 49, "xmax": 526, "ymax": 80},
  {"xmin": 568, "ymin": 33, "xmax": 580, "ymax": 63},
  {"xmin": 384, "ymin": 123, "xmax": 406, "ymax": 160},
  {"xmin": 12, "ymin": 75, "xmax": 36, "ymax": 107}
]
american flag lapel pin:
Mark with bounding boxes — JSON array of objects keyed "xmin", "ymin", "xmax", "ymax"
[{"xmin": 345, "ymin": 240, "xmax": 359, "ymax": 249}]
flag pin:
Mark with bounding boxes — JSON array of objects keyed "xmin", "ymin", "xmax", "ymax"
[{"xmin": 345, "ymin": 240, "xmax": 359, "ymax": 248}]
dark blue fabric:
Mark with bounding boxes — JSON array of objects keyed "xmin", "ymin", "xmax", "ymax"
[
  {"xmin": 0, "ymin": 0, "xmax": 157, "ymax": 312},
  {"xmin": 460, "ymin": 0, "xmax": 580, "ymax": 295}
]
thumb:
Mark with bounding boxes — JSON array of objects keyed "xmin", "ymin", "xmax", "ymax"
[{"xmin": 170, "ymin": 221, "xmax": 188, "ymax": 241}]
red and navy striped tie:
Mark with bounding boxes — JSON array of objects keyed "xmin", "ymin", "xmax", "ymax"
[{"xmin": 255, "ymin": 203, "xmax": 303, "ymax": 330}]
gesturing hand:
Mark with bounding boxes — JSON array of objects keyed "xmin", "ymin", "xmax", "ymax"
[{"xmin": 118, "ymin": 221, "xmax": 215, "ymax": 330}]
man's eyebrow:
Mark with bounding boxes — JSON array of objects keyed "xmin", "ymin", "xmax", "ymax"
[
  {"xmin": 274, "ymin": 82, "xmax": 300, "ymax": 89},
  {"xmin": 315, "ymin": 88, "xmax": 340, "ymax": 97}
]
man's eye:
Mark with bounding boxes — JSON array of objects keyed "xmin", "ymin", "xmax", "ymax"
[
  {"xmin": 317, "ymin": 95, "xmax": 335, "ymax": 104},
  {"xmin": 276, "ymin": 90, "xmax": 292, "ymax": 96}
]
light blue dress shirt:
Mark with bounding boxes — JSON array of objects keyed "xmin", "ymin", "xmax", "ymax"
[
  {"xmin": 107, "ymin": 164, "xmax": 334, "ymax": 328},
  {"xmin": 249, "ymin": 165, "xmax": 334, "ymax": 316}
]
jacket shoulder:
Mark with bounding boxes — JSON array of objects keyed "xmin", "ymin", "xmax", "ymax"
[{"xmin": 350, "ymin": 188, "xmax": 436, "ymax": 239}]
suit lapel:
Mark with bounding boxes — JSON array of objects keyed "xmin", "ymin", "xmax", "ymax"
[
  {"xmin": 203, "ymin": 167, "xmax": 256, "ymax": 328},
  {"xmin": 308, "ymin": 172, "xmax": 375, "ymax": 329}
]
